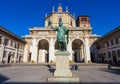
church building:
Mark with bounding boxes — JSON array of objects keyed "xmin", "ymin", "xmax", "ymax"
[{"xmin": 23, "ymin": 5, "xmax": 99, "ymax": 63}]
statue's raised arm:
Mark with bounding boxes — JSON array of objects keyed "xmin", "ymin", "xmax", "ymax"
[
  {"xmin": 50, "ymin": 21, "xmax": 69, "ymax": 51},
  {"xmin": 50, "ymin": 21, "xmax": 57, "ymax": 30}
]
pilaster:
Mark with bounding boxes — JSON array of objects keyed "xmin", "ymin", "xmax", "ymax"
[
  {"xmin": 14, "ymin": 49, "xmax": 18, "ymax": 63},
  {"xmin": 81, "ymin": 45, "xmax": 84, "ymax": 61},
  {"xmin": 49, "ymin": 38, "xmax": 55, "ymax": 62},
  {"xmin": 84, "ymin": 37, "xmax": 91, "ymax": 63},
  {"xmin": 0, "ymin": 37, "xmax": 5, "ymax": 63},
  {"xmin": 23, "ymin": 44, "xmax": 28, "ymax": 63},
  {"xmin": 0, "ymin": 45, "xmax": 4, "ymax": 63},
  {"xmin": 5, "ymin": 51, "xmax": 9, "ymax": 64},
  {"xmin": 67, "ymin": 39, "xmax": 72, "ymax": 61},
  {"xmin": 31, "ymin": 38, "xmax": 38, "ymax": 63}
]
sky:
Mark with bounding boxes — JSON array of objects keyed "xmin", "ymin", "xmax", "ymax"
[{"xmin": 0, "ymin": 0, "xmax": 120, "ymax": 37}]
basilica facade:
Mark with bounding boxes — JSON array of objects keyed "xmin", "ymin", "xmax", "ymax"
[{"xmin": 23, "ymin": 5, "xmax": 99, "ymax": 63}]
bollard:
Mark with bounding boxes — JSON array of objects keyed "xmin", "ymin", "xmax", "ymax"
[
  {"xmin": 108, "ymin": 64, "xmax": 111, "ymax": 70},
  {"xmin": 75, "ymin": 65, "xmax": 78, "ymax": 70}
]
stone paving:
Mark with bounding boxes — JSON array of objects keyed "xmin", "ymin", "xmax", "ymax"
[{"xmin": 0, "ymin": 64, "xmax": 120, "ymax": 84}]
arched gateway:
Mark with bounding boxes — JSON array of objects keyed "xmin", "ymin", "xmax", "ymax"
[
  {"xmin": 72, "ymin": 39, "xmax": 84, "ymax": 62},
  {"xmin": 38, "ymin": 39, "xmax": 49, "ymax": 63}
]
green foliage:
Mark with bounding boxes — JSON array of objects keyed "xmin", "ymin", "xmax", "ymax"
[
  {"xmin": 50, "ymin": 60, "xmax": 53, "ymax": 63},
  {"xmin": 88, "ymin": 60, "xmax": 92, "ymax": 64},
  {"xmin": 69, "ymin": 60, "xmax": 73, "ymax": 63},
  {"xmin": 31, "ymin": 60, "xmax": 35, "ymax": 64}
]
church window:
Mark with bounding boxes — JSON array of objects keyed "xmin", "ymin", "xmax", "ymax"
[
  {"xmin": 112, "ymin": 51, "xmax": 116, "ymax": 57},
  {"xmin": 48, "ymin": 20, "xmax": 51, "ymax": 26},
  {"xmin": 111, "ymin": 39, "xmax": 114, "ymax": 45},
  {"xmin": 17, "ymin": 44, "xmax": 20, "ymax": 49},
  {"xmin": 70, "ymin": 19, "xmax": 72, "ymax": 26},
  {"xmin": 117, "ymin": 50, "xmax": 120, "ymax": 57},
  {"xmin": 107, "ymin": 41, "xmax": 110, "ymax": 47},
  {"xmin": 13, "ymin": 52, "xmax": 15, "ymax": 59},
  {"xmin": 103, "ymin": 43, "xmax": 105, "ymax": 48},
  {"xmin": 108, "ymin": 52, "xmax": 111, "ymax": 58},
  {"xmin": 3, "ymin": 51, "xmax": 7, "ymax": 58},
  {"xmin": 17, "ymin": 53, "xmax": 19, "ymax": 59},
  {"xmin": 104, "ymin": 53, "xmax": 106, "ymax": 58},
  {"xmin": 14, "ymin": 43, "xmax": 16, "ymax": 48},
  {"xmin": 0, "ymin": 36, "xmax": 2, "ymax": 44},
  {"xmin": 81, "ymin": 17, "xmax": 87, "ymax": 21},
  {"xmin": 10, "ymin": 41, "xmax": 13, "ymax": 47},
  {"xmin": 4, "ymin": 38, "xmax": 9, "ymax": 46},
  {"xmin": 59, "ymin": 18, "xmax": 62, "ymax": 23},
  {"xmin": 115, "ymin": 37, "xmax": 119, "ymax": 44}
]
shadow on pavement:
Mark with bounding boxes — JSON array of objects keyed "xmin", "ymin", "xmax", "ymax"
[
  {"xmin": 47, "ymin": 65, "xmax": 55, "ymax": 74},
  {"xmin": 98, "ymin": 67, "xmax": 120, "ymax": 75},
  {"xmin": 0, "ymin": 74, "xmax": 9, "ymax": 84},
  {"xmin": 3, "ymin": 82, "xmax": 120, "ymax": 84}
]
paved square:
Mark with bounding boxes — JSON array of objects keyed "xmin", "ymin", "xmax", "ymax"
[{"xmin": 0, "ymin": 64, "xmax": 120, "ymax": 84}]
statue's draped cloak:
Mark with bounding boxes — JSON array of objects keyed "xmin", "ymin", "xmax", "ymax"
[{"xmin": 56, "ymin": 27, "xmax": 68, "ymax": 44}]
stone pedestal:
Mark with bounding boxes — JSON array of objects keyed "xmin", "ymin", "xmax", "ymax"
[
  {"xmin": 47, "ymin": 51, "xmax": 80, "ymax": 83},
  {"xmin": 54, "ymin": 51, "xmax": 72, "ymax": 77}
]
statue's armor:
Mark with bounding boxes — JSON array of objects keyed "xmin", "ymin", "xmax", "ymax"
[{"xmin": 57, "ymin": 27, "xmax": 66, "ymax": 43}]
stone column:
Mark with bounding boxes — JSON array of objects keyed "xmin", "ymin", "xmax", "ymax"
[
  {"xmin": 81, "ymin": 45, "xmax": 84, "ymax": 62},
  {"xmin": 0, "ymin": 37, "xmax": 5, "ymax": 63},
  {"xmin": 31, "ymin": 38, "xmax": 38, "ymax": 63},
  {"xmin": 5, "ymin": 51, "xmax": 9, "ymax": 64},
  {"xmin": 38, "ymin": 50, "xmax": 41, "ymax": 63},
  {"xmin": 79, "ymin": 47, "xmax": 82, "ymax": 62},
  {"xmin": 105, "ymin": 43, "xmax": 108, "ymax": 62},
  {"xmin": 0, "ymin": 46, "xmax": 4, "ymax": 63},
  {"xmin": 49, "ymin": 38, "xmax": 55, "ymax": 62},
  {"xmin": 23, "ymin": 44, "xmax": 28, "ymax": 63},
  {"xmin": 84, "ymin": 37, "xmax": 91, "ymax": 63},
  {"xmin": 14, "ymin": 49, "xmax": 18, "ymax": 63},
  {"xmin": 95, "ymin": 44, "xmax": 100, "ymax": 62},
  {"xmin": 67, "ymin": 39, "xmax": 72, "ymax": 61}
]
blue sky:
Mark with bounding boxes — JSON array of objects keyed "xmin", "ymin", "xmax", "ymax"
[{"xmin": 0, "ymin": 0, "xmax": 120, "ymax": 37}]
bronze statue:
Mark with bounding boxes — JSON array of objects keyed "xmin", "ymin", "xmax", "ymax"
[{"xmin": 50, "ymin": 21, "xmax": 69, "ymax": 51}]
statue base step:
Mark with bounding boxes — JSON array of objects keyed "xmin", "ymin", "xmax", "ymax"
[{"xmin": 47, "ymin": 76, "xmax": 80, "ymax": 83}]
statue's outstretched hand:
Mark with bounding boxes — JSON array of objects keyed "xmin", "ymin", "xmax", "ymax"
[
  {"xmin": 50, "ymin": 21, "xmax": 56, "ymax": 30},
  {"xmin": 49, "ymin": 21, "xmax": 52, "ymax": 26}
]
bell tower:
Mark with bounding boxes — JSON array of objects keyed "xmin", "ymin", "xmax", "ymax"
[{"xmin": 77, "ymin": 16, "xmax": 91, "ymax": 27}]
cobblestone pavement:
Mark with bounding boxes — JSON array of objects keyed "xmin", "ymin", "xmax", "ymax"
[{"xmin": 0, "ymin": 64, "xmax": 120, "ymax": 84}]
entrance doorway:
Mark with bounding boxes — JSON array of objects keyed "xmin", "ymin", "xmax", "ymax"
[
  {"xmin": 112, "ymin": 51, "xmax": 117, "ymax": 65},
  {"xmin": 8, "ymin": 52, "xmax": 12, "ymax": 63},
  {"xmin": 28, "ymin": 53, "xmax": 31, "ymax": 62},
  {"xmin": 72, "ymin": 39, "xmax": 83, "ymax": 63},
  {"xmin": 38, "ymin": 39, "xmax": 49, "ymax": 63},
  {"xmin": 19, "ymin": 56, "xmax": 22, "ymax": 63}
]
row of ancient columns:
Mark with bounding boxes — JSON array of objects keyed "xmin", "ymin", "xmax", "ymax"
[{"xmin": 23, "ymin": 37, "xmax": 91, "ymax": 63}]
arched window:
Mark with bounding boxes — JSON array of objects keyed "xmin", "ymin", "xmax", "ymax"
[
  {"xmin": 59, "ymin": 18, "xmax": 62, "ymax": 23},
  {"xmin": 0, "ymin": 36, "xmax": 2, "ymax": 44},
  {"xmin": 70, "ymin": 20, "xmax": 72, "ymax": 26},
  {"xmin": 48, "ymin": 18, "xmax": 51, "ymax": 26}
]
